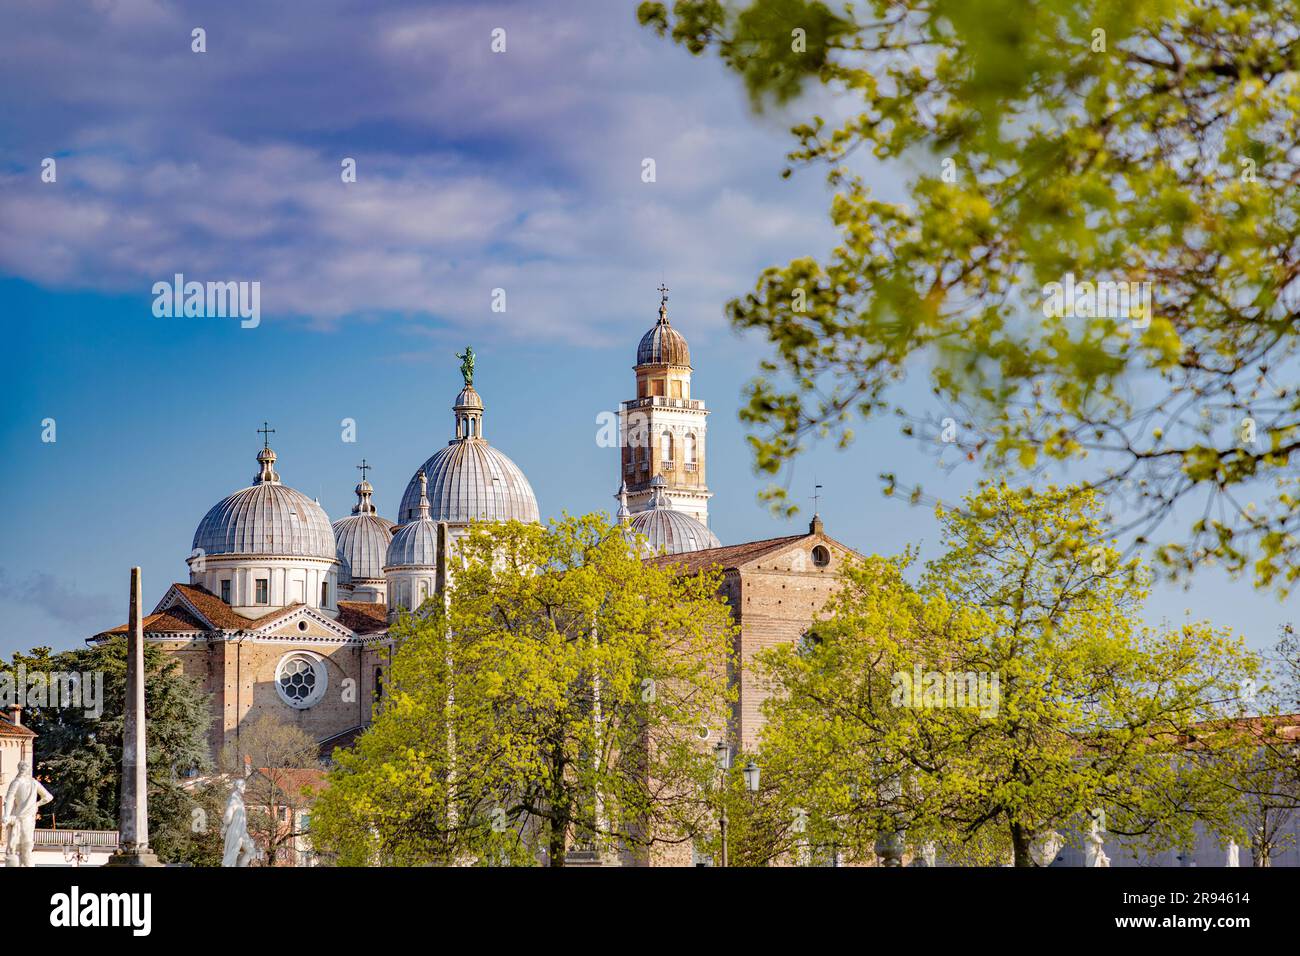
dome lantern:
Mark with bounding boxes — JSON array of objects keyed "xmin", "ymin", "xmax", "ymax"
[{"xmin": 352, "ymin": 458, "xmax": 378, "ymax": 515}]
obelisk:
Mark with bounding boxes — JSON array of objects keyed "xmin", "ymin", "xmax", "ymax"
[{"xmin": 106, "ymin": 566, "xmax": 161, "ymax": 866}]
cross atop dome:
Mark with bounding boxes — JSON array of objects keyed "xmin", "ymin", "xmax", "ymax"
[
  {"xmin": 657, "ymin": 282, "xmax": 669, "ymax": 321},
  {"xmin": 353, "ymin": 459, "xmax": 377, "ymax": 514}
]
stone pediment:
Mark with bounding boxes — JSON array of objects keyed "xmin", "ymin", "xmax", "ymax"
[{"xmin": 248, "ymin": 604, "xmax": 358, "ymax": 643}]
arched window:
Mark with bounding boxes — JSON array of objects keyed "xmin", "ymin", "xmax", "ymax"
[
  {"xmin": 685, "ymin": 433, "xmax": 697, "ymax": 464},
  {"xmin": 661, "ymin": 430, "xmax": 674, "ymax": 465}
]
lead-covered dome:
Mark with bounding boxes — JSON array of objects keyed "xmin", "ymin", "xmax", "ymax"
[
  {"xmin": 332, "ymin": 477, "xmax": 396, "ymax": 583},
  {"xmin": 387, "ymin": 471, "xmax": 440, "ymax": 568},
  {"xmin": 193, "ymin": 446, "xmax": 335, "ymax": 559},
  {"xmin": 637, "ymin": 294, "xmax": 690, "ymax": 367},
  {"xmin": 397, "ymin": 373, "xmax": 540, "ymax": 525},
  {"xmin": 621, "ymin": 476, "xmax": 720, "ymax": 556}
]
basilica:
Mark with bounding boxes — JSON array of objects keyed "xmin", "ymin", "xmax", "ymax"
[{"xmin": 90, "ymin": 290, "xmax": 857, "ymax": 759}]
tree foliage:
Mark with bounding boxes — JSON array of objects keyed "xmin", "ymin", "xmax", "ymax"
[
  {"xmin": 640, "ymin": 0, "xmax": 1300, "ymax": 591},
  {"xmin": 1, "ymin": 638, "xmax": 216, "ymax": 864},
  {"xmin": 748, "ymin": 485, "xmax": 1261, "ymax": 865},
  {"xmin": 312, "ymin": 515, "xmax": 737, "ymax": 866}
]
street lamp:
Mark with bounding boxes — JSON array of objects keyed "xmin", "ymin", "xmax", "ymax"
[
  {"xmin": 62, "ymin": 831, "xmax": 90, "ymax": 867},
  {"xmin": 714, "ymin": 741, "xmax": 732, "ymax": 771},
  {"xmin": 714, "ymin": 741, "xmax": 732, "ymax": 866},
  {"xmin": 743, "ymin": 760, "xmax": 761, "ymax": 793}
]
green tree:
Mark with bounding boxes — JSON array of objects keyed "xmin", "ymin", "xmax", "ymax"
[
  {"xmin": 751, "ymin": 485, "xmax": 1260, "ymax": 865},
  {"xmin": 1224, "ymin": 626, "xmax": 1300, "ymax": 865},
  {"xmin": 640, "ymin": 0, "xmax": 1300, "ymax": 591},
  {"xmin": 312, "ymin": 515, "xmax": 737, "ymax": 866},
  {"xmin": 1, "ymin": 638, "xmax": 215, "ymax": 864}
]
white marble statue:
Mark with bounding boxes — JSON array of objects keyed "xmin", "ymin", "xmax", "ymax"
[
  {"xmin": 3, "ymin": 813, "xmax": 20, "ymax": 867},
  {"xmin": 3, "ymin": 761, "xmax": 54, "ymax": 867},
  {"xmin": 1226, "ymin": 839, "xmax": 1240, "ymax": 867},
  {"xmin": 1084, "ymin": 817, "xmax": 1110, "ymax": 868},
  {"xmin": 920, "ymin": 841, "xmax": 937, "ymax": 867},
  {"xmin": 1030, "ymin": 830, "xmax": 1065, "ymax": 867},
  {"xmin": 221, "ymin": 778, "xmax": 258, "ymax": 867}
]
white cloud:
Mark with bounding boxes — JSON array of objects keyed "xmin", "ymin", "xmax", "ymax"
[{"xmin": 0, "ymin": 0, "xmax": 844, "ymax": 346}]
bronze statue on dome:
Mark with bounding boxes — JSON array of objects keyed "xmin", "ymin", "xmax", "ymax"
[{"xmin": 457, "ymin": 346, "xmax": 476, "ymax": 387}]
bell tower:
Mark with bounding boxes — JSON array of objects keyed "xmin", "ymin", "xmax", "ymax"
[{"xmin": 619, "ymin": 286, "xmax": 712, "ymax": 525}]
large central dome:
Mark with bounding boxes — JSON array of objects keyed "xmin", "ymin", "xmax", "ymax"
[{"xmin": 397, "ymin": 364, "xmax": 540, "ymax": 526}]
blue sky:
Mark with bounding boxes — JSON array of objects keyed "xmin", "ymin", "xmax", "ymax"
[{"xmin": 1, "ymin": 0, "xmax": 1294, "ymax": 656}]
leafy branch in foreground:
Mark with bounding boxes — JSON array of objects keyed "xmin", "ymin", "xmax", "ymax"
[{"xmin": 641, "ymin": 0, "xmax": 1300, "ymax": 593}]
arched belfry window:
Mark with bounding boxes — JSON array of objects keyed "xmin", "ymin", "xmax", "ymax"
[
  {"xmin": 685, "ymin": 433, "xmax": 697, "ymax": 464},
  {"xmin": 661, "ymin": 430, "xmax": 674, "ymax": 464}
]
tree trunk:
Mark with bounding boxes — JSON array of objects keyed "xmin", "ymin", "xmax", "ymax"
[
  {"xmin": 549, "ymin": 741, "xmax": 568, "ymax": 867},
  {"xmin": 549, "ymin": 821, "xmax": 567, "ymax": 867},
  {"xmin": 1011, "ymin": 822, "xmax": 1033, "ymax": 867}
]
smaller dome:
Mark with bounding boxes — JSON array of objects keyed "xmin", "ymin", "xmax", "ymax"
[
  {"xmin": 386, "ymin": 470, "xmax": 440, "ymax": 569},
  {"xmin": 386, "ymin": 520, "xmax": 438, "ymax": 569},
  {"xmin": 636, "ymin": 292, "xmax": 690, "ymax": 367},
  {"xmin": 333, "ymin": 473, "xmax": 395, "ymax": 584},
  {"xmin": 623, "ymin": 476, "xmax": 719, "ymax": 556}
]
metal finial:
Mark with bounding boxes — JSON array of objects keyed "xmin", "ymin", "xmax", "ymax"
[
  {"xmin": 657, "ymin": 283, "xmax": 669, "ymax": 321},
  {"xmin": 357, "ymin": 459, "xmax": 371, "ymax": 482},
  {"xmin": 812, "ymin": 482, "xmax": 823, "ymax": 515},
  {"xmin": 257, "ymin": 421, "xmax": 276, "ymax": 450}
]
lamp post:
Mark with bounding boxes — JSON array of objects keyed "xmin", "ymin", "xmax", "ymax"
[
  {"xmin": 875, "ymin": 774, "xmax": 905, "ymax": 867},
  {"xmin": 62, "ymin": 831, "xmax": 91, "ymax": 867},
  {"xmin": 714, "ymin": 741, "xmax": 732, "ymax": 867}
]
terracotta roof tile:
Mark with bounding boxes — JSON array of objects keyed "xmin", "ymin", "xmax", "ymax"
[
  {"xmin": 250, "ymin": 767, "xmax": 329, "ymax": 800},
  {"xmin": 647, "ymin": 533, "xmax": 809, "ymax": 575},
  {"xmin": 246, "ymin": 603, "xmax": 308, "ymax": 629},
  {"xmin": 337, "ymin": 601, "xmax": 388, "ymax": 634},
  {"xmin": 168, "ymin": 583, "xmax": 258, "ymax": 630},
  {"xmin": 0, "ymin": 713, "xmax": 37, "ymax": 738},
  {"xmin": 95, "ymin": 606, "xmax": 208, "ymax": 638}
]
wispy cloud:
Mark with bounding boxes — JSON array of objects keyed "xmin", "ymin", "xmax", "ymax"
[
  {"xmin": 0, "ymin": 0, "xmax": 839, "ymax": 344},
  {"xmin": 0, "ymin": 568, "xmax": 117, "ymax": 626}
]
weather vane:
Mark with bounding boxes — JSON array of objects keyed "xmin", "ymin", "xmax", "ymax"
[{"xmin": 812, "ymin": 481, "xmax": 823, "ymax": 514}]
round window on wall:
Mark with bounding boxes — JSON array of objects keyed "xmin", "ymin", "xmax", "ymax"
[
  {"xmin": 812, "ymin": 545, "xmax": 831, "ymax": 567},
  {"xmin": 275, "ymin": 652, "xmax": 327, "ymax": 709}
]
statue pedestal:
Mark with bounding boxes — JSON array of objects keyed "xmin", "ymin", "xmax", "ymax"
[{"xmin": 104, "ymin": 847, "xmax": 163, "ymax": 867}]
